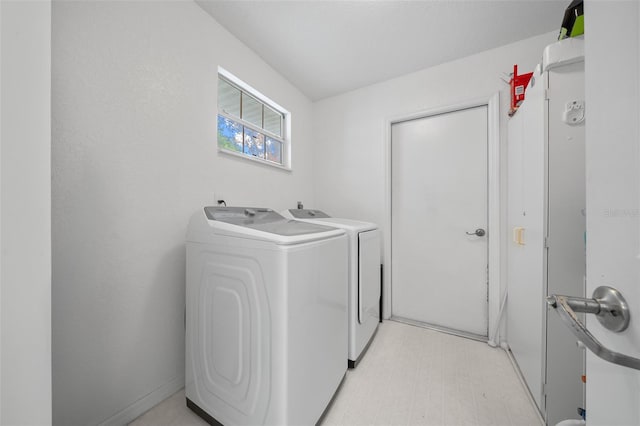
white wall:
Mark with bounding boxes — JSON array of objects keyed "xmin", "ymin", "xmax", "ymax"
[
  {"xmin": 313, "ymin": 31, "xmax": 557, "ymax": 326},
  {"xmin": 0, "ymin": 1, "xmax": 52, "ymax": 425},
  {"xmin": 52, "ymin": 2, "xmax": 315, "ymax": 425}
]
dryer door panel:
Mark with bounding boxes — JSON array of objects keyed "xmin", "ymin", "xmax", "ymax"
[{"xmin": 358, "ymin": 230, "xmax": 381, "ymax": 323}]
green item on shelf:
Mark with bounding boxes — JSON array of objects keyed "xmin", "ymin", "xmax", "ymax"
[
  {"xmin": 570, "ymin": 14, "xmax": 584, "ymax": 37},
  {"xmin": 559, "ymin": 0, "xmax": 584, "ymax": 40}
]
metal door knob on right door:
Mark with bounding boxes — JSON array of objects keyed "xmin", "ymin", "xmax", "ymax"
[
  {"xmin": 547, "ymin": 286, "xmax": 640, "ymax": 371},
  {"xmin": 466, "ymin": 228, "xmax": 486, "ymax": 237}
]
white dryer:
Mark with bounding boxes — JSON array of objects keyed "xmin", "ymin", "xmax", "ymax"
[
  {"xmin": 186, "ymin": 207, "xmax": 348, "ymax": 425},
  {"xmin": 281, "ymin": 209, "xmax": 380, "ymax": 368}
]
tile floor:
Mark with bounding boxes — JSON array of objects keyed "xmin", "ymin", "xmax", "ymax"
[{"xmin": 130, "ymin": 320, "xmax": 542, "ymax": 426}]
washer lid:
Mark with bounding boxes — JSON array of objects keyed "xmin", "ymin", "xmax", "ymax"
[{"xmin": 203, "ymin": 206, "xmax": 343, "ymax": 243}]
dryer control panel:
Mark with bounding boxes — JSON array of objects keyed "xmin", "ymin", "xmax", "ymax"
[
  {"xmin": 286, "ymin": 209, "xmax": 331, "ymax": 219},
  {"xmin": 205, "ymin": 206, "xmax": 279, "ymax": 224}
]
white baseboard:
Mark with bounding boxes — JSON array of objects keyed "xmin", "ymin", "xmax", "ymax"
[
  {"xmin": 97, "ymin": 375, "xmax": 185, "ymax": 426},
  {"xmin": 503, "ymin": 348, "xmax": 546, "ymax": 426}
]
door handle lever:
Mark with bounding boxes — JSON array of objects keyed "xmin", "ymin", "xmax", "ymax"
[
  {"xmin": 547, "ymin": 286, "xmax": 640, "ymax": 371},
  {"xmin": 466, "ymin": 228, "xmax": 486, "ymax": 237}
]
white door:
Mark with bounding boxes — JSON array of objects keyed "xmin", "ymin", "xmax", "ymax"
[
  {"xmin": 583, "ymin": 2, "xmax": 640, "ymax": 424},
  {"xmin": 391, "ymin": 106, "xmax": 488, "ymax": 337}
]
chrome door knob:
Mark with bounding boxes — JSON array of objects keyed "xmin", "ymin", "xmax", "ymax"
[
  {"xmin": 466, "ymin": 228, "xmax": 486, "ymax": 237},
  {"xmin": 547, "ymin": 286, "xmax": 639, "ymax": 370}
]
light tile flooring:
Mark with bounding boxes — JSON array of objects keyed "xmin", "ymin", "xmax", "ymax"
[{"xmin": 130, "ymin": 321, "xmax": 542, "ymax": 426}]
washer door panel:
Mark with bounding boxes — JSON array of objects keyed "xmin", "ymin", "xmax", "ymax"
[{"xmin": 193, "ymin": 253, "xmax": 270, "ymax": 424}]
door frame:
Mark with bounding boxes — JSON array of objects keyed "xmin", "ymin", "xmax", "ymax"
[{"xmin": 383, "ymin": 93, "xmax": 502, "ymax": 343}]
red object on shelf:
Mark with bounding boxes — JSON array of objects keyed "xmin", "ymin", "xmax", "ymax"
[{"xmin": 509, "ymin": 64, "xmax": 534, "ymax": 116}]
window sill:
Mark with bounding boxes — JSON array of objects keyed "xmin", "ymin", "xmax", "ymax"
[{"xmin": 218, "ymin": 147, "xmax": 292, "ymax": 172}]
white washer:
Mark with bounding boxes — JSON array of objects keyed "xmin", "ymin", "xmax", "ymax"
[
  {"xmin": 186, "ymin": 207, "xmax": 348, "ymax": 425},
  {"xmin": 281, "ymin": 209, "xmax": 380, "ymax": 367}
]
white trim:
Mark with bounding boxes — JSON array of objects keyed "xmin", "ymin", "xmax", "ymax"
[
  {"xmin": 0, "ymin": 2, "xmax": 3, "ymax": 420},
  {"xmin": 383, "ymin": 116, "xmax": 393, "ymax": 320},
  {"xmin": 504, "ymin": 346, "xmax": 546, "ymax": 425},
  {"xmin": 383, "ymin": 94, "xmax": 502, "ymax": 344},
  {"xmin": 391, "ymin": 316, "xmax": 488, "ymax": 343},
  {"xmin": 97, "ymin": 375, "xmax": 184, "ymax": 426},
  {"xmin": 218, "ymin": 146, "xmax": 292, "ymax": 172},
  {"xmin": 486, "ymin": 92, "xmax": 502, "ymax": 345}
]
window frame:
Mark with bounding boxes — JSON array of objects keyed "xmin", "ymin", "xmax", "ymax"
[{"xmin": 217, "ymin": 68, "xmax": 291, "ymax": 170}]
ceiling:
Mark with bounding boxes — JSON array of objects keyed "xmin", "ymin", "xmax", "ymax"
[{"xmin": 196, "ymin": 0, "xmax": 567, "ymax": 101}]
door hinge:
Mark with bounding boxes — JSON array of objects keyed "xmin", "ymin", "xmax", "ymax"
[
  {"xmin": 544, "ymin": 236, "xmax": 550, "ymax": 249},
  {"xmin": 486, "ymin": 265, "xmax": 490, "ymax": 302}
]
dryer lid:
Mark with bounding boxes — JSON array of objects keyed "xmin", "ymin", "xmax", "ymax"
[
  {"xmin": 281, "ymin": 209, "xmax": 377, "ymax": 233},
  {"xmin": 204, "ymin": 206, "xmax": 337, "ymax": 237}
]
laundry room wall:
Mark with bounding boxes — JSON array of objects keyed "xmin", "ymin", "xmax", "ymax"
[
  {"xmin": 52, "ymin": 2, "xmax": 315, "ymax": 425},
  {"xmin": 312, "ymin": 31, "xmax": 557, "ymax": 321}
]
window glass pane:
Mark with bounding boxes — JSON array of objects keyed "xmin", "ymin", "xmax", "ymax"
[
  {"xmin": 265, "ymin": 137, "xmax": 282, "ymax": 164},
  {"xmin": 242, "ymin": 93, "xmax": 262, "ymax": 128},
  {"xmin": 218, "ymin": 79, "xmax": 240, "ymax": 117},
  {"xmin": 217, "ymin": 115, "xmax": 243, "ymax": 153},
  {"xmin": 263, "ymin": 105, "xmax": 282, "ymax": 137},
  {"xmin": 243, "ymin": 128, "xmax": 265, "ymax": 158}
]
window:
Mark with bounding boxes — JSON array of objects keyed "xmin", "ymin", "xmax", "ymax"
[{"xmin": 217, "ymin": 71, "xmax": 289, "ymax": 168}]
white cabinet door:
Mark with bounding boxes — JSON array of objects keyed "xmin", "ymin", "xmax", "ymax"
[
  {"xmin": 507, "ymin": 69, "xmax": 546, "ymax": 410},
  {"xmin": 545, "ymin": 59, "xmax": 586, "ymax": 426},
  {"xmin": 508, "ymin": 45, "xmax": 587, "ymax": 424}
]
